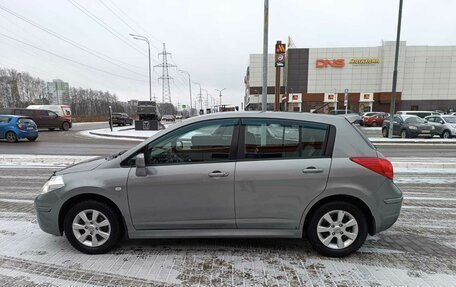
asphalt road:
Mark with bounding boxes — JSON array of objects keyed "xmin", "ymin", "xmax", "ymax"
[
  {"xmin": 0, "ymin": 122, "xmax": 455, "ymax": 157},
  {"xmin": 0, "ymin": 122, "xmax": 136, "ymax": 156}
]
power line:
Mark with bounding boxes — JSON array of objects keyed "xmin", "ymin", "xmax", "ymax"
[
  {"xmin": 67, "ymin": 0, "xmax": 147, "ymax": 57},
  {"xmin": 0, "ymin": 3, "xmax": 147, "ymax": 77},
  {"xmin": 98, "ymin": 0, "xmax": 161, "ymax": 52},
  {"xmin": 104, "ymin": 0, "xmax": 163, "ymax": 45},
  {"xmin": 0, "ymin": 32, "xmax": 148, "ymax": 83}
]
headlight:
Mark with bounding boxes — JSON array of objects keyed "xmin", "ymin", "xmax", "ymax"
[
  {"xmin": 409, "ymin": 126, "xmax": 417, "ymax": 130},
  {"xmin": 41, "ymin": 176, "xmax": 65, "ymax": 194}
]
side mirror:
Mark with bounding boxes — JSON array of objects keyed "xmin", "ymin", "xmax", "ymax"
[
  {"xmin": 440, "ymin": 120, "xmax": 444, "ymax": 124},
  {"xmin": 135, "ymin": 154, "xmax": 147, "ymax": 177}
]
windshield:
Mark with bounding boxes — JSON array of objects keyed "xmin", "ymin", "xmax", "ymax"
[
  {"xmin": 405, "ymin": 117, "xmax": 425, "ymax": 124},
  {"xmin": 443, "ymin": 116, "xmax": 456, "ymax": 123}
]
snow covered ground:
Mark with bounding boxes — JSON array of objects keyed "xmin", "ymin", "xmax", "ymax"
[{"xmin": 0, "ymin": 164, "xmax": 454, "ymax": 286}]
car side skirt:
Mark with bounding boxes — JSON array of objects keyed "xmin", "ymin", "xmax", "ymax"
[{"xmin": 128, "ymin": 229, "xmax": 302, "ymax": 239}]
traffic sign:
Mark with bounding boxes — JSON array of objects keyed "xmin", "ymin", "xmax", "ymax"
[
  {"xmin": 275, "ymin": 53, "xmax": 285, "ymax": 67},
  {"xmin": 344, "ymin": 89, "xmax": 349, "ymax": 106}
]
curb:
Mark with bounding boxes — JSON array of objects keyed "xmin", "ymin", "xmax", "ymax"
[{"xmin": 88, "ymin": 131, "xmax": 148, "ymax": 140}]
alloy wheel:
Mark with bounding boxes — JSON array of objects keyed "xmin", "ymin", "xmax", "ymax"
[
  {"xmin": 72, "ymin": 209, "xmax": 111, "ymax": 247},
  {"xmin": 316, "ymin": 210, "xmax": 359, "ymax": 250},
  {"xmin": 443, "ymin": 131, "xmax": 450, "ymax": 139},
  {"xmin": 6, "ymin": 132, "xmax": 17, "ymax": 143}
]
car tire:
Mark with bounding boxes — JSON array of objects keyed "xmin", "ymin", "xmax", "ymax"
[
  {"xmin": 400, "ymin": 129, "xmax": 408, "ymax": 138},
  {"xmin": 27, "ymin": 137, "xmax": 37, "ymax": 142},
  {"xmin": 306, "ymin": 201, "xmax": 368, "ymax": 257},
  {"xmin": 61, "ymin": 122, "xmax": 70, "ymax": 131},
  {"xmin": 5, "ymin": 131, "xmax": 18, "ymax": 143},
  {"xmin": 371, "ymin": 122, "xmax": 378, "ymax": 127},
  {"xmin": 64, "ymin": 200, "xmax": 122, "ymax": 254},
  {"xmin": 442, "ymin": 130, "xmax": 451, "ymax": 139},
  {"xmin": 382, "ymin": 127, "xmax": 388, "ymax": 138}
]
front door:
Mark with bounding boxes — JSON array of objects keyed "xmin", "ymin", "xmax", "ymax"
[
  {"xmin": 126, "ymin": 118, "xmax": 239, "ymax": 230},
  {"xmin": 234, "ymin": 118, "xmax": 332, "ymax": 229}
]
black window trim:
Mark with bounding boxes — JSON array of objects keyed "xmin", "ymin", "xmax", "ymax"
[
  {"xmin": 121, "ymin": 118, "xmax": 241, "ymax": 167},
  {"xmin": 237, "ymin": 117, "xmax": 335, "ymax": 161}
]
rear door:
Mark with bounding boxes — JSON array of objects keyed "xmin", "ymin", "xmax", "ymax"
[{"xmin": 234, "ymin": 118, "xmax": 333, "ymax": 229}]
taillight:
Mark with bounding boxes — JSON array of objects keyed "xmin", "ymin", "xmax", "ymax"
[{"xmin": 350, "ymin": 157, "xmax": 393, "ymax": 180}]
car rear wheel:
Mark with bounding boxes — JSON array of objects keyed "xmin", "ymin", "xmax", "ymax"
[
  {"xmin": 400, "ymin": 129, "xmax": 408, "ymax": 138},
  {"xmin": 61, "ymin": 122, "xmax": 70, "ymax": 131},
  {"xmin": 442, "ymin": 130, "xmax": 451, "ymax": 139},
  {"xmin": 371, "ymin": 122, "xmax": 378, "ymax": 127},
  {"xmin": 5, "ymin": 131, "xmax": 18, "ymax": 143},
  {"xmin": 64, "ymin": 200, "xmax": 122, "ymax": 254},
  {"xmin": 382, "ymin": 127, "xmax": 388, "ymax": 138},
  {"xmin": 306, "ymin": 201, "xmax": 368, "ymax": 257},
  {"xmin": 27, "ymin": 137, "xmax": 37, "ymax": 142}
]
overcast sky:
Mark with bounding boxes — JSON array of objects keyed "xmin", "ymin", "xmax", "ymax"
[{"xmin": 0, "ymin": 0, "xmax": 455, "ymax": 107}]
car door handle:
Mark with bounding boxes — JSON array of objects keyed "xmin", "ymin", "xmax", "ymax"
[
  {"xmin": 208, "ymin": 171, "xmax": 229, "ymax": 177},
  {"xmin": 302, "ymin": 167, "xmax": 323, "ymax": 174}
]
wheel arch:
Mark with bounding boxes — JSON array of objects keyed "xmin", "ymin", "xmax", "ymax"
[
  {"xmin": 58, "ymin": 193, "xmax": 127, "ymax": 237},
  {"xmin": 303, "ymin": 194, "xmax": 376, "ymax": 236}
]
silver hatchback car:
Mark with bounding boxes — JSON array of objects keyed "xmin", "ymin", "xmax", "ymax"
[{"xmin": 35, "ymin": 112, "xmax": 402, "ymax": 257}]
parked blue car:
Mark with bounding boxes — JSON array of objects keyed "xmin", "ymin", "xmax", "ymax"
[{"xmin": 0, "ymin": 115, "xmax": 39, "ymax": 142}]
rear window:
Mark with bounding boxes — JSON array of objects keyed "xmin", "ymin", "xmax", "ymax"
[{"xmin": 18, "ymin": 118, "xmax": 35, "ymax": 124}]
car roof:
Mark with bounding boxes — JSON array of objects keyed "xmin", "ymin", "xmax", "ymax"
[
  {"xmin": 400, "ymin": 114, "xmax": 420, "ymax": 120},
  {"xmin": 178, "ymin": 111, "xmax": 350, "ymax": 126},
  {"xmin": 0, "ymin": 114, "xmax": 21, "ymax": 118}
]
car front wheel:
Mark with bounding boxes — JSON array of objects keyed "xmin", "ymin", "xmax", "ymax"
[
  {"xmin": 306, "ymin": 201, "xmax": 368, "ymax": 257},
  {"xmin": 64, "ymin": 200, "xmax": 122, "ymax": 254},
  {"xmin": 442, "ymin": 130, "xmax": 451, "ymax": 139},
  {"xmin": 382, "ymin": 127, "xmax": 388, "ymax": 138}
]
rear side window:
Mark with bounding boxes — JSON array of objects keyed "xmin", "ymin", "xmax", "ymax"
[
  {"xmin": 15, "ymin": 110, "xmax": 34, "ymax": 116},
  {"xmin": 242, "ymin": 119, "xmax": 330, "ymax": 159}
]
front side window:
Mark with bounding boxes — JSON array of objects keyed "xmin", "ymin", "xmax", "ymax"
[
  {"xmin": 0, "ymin": 117, "xmax": 10, "ymax": 124},
  {"xmin": 141, "ymin": 119, "xmax": 238, "ymax": 165},
  {"xmin": 243, "ymin": 119, "xmax": 329, "ymax": 160}
]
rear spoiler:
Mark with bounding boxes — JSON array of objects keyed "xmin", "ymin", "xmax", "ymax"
[{"xmin": 343, "ymin": 114, "xmax": 360, "ymax": 124}]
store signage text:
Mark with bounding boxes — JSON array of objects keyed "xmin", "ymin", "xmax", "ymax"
[
  {"xmin": 316, "ymin": 59, "xmax": 345, "ymax": 68},
  {"xmin": 349, "ymin": 58, "xmax": 380, "ymax": 65}
]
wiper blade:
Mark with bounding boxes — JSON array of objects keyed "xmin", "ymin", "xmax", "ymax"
[{"xmin": 106, "ymin": 149, "xmax": 127, "ymax": 160}]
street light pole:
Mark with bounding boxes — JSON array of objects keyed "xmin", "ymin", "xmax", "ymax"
[
  {"xmin": 215, "ymin": 88, "xmax": 226, "ymax": 111},
  {"xmin": 192, "ymin": 82, "xmax": 203, "ymax": 111},
  {"xmin": 130, "ymin": 34, "xmax": 151, "ymax": 101},
  {"xmin": 262, "ymin": 0, "xmax": 269, "ymax": 112},
  {"xmin": 179, "ymin": 70, "xmax": 192, "ymax": 116},
  {"xmin": 388, "ymin": 0, "xmax": 403, "ymax": 139}
]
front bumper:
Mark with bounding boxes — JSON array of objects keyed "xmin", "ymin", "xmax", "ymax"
[
  {"xmin": 408, "ymin": 129, "xmax": 435, "ymax": 137},
  {"xmin": 34, "ymin": 192, "xmax": 62, "ymax": 236}
]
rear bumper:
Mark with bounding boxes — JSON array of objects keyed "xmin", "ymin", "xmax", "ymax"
[
  {"xmin": 373, "ymin": 181, "xmax": 403, "ymax": 234},
  {"xmin": 16, "ymin": 130, "xmax": 38, "ymax": 139}
]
